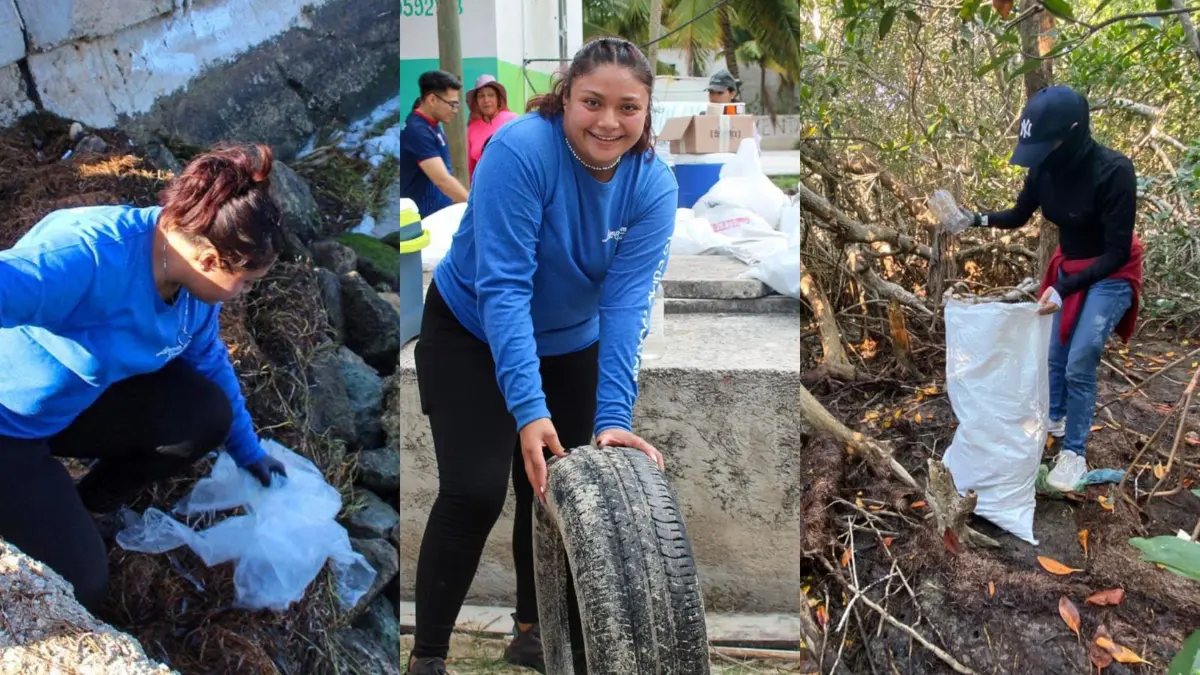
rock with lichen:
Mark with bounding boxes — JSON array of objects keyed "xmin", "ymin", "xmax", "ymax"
[{"xmin": 0, "ymin": 538, "xmax": 178, "ymax": 675}]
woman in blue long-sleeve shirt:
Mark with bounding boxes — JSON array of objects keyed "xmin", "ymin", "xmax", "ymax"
[
  {"xmin": 407, "ymin": 37, "xmax": 678, "ymax": 675},
  {"xmin": 0, "ymin": 144, "xmax": 288, "ymax": 614}
]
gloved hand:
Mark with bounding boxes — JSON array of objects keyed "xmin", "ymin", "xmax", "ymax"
[
  {"xmin": 1037, "ymin": 286, "xmax": 1062, "ymax": 315},
  {"xmin": 245, "ymin": 454, "xmax": 287, "ymax": 487}
]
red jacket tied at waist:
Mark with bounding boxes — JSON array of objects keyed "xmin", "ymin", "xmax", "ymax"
[{"xmin": 1039, "ymin": 236, "xmax": 1144, "ymax": 347}]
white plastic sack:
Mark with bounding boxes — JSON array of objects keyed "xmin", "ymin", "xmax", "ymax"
[
  {"xmin": 420, "ymin": 201, "xmax": 467, "ymax": 271},
  {"xmin": 116, "ymin": 440, "xmax": 377, "ymax": 612},
  {"xmin": 740, "ymin": 244, "xmax": 800, "ymax": 299},
  {"xmin": 940, "ymin": 301, "xmax": 1053, "ymax": 545},
  {"xmin": 694, "ymin": 139, "xmax": 791, "ymax": 230},
  {"xmin": 669, "ymin": 209, "xmax": 722, "ymax": 256}
]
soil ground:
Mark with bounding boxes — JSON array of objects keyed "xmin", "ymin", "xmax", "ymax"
[{"xmin": 802, "ymin": 327, "xmax": 1200, "ymax": 674}]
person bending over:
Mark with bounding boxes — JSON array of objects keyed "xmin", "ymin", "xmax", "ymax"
[
  {"xmin": 958, "ymin": 85, "xmax": 1143, "ymax": 492},
  {"xmin": 407, "ymin": 36, "xmax": 678, "ymax": 675},
  {"xmin": 0, "ymin": 143, "xmax": 289, "ymax": 614}
]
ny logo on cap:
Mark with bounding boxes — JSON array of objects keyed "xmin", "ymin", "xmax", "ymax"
[{"xmin": 1019, "ymin": 118, "xmax": 1033, "ymax": 139}]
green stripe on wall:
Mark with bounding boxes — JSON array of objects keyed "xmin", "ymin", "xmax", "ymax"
[{"xmin": 400, "ymin": 57, "xmax": 556, "ymax": 124}]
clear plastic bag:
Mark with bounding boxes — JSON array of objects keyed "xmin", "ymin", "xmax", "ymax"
[
  {"xmin": 116, "ymin": 440, "xmax": 377, "ymax": 612},
  {"xmin": 927, "ymin": 190, "xmax": 973, "ymax": 234}
]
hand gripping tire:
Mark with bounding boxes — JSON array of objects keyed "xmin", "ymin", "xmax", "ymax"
[{"xmin": 533, "ymin": 445, "xmax": 710, "ymax": 674}]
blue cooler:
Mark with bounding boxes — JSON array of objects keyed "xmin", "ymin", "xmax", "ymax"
[
  {"xmin": 672, "ymin": 153, "xmax": 735, "ymax": 208},
  {"xmin": 398, "ymin": 198, "xmax": 429, "ymax": 345}
]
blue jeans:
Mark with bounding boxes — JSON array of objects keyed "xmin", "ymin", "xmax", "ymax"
[{"xmin": 1048, "ymin": 278, "xmax": 1133, "ymax": 457}]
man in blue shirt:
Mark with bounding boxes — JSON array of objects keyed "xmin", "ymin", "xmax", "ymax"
[{"xmin": 400, "ymin": 70, "xmax": 470, "ymax": 217}]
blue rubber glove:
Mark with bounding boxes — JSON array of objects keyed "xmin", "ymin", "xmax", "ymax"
[{"xmin": 245, "ymin": 454, "xmax": 287, "ymax": 487}]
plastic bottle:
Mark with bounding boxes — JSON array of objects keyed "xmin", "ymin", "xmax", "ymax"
[
  {"xmin": 928, "ymin": 190, "xmax": 972, "ymax": 233},
  {"xmin": 641, "ymin": 282, "xmax": 667, "ymax": 361}
]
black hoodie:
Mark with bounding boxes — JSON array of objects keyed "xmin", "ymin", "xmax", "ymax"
[{"xmin": 979, "ymin": 115, "xmax": 1137, "ymax": 299}]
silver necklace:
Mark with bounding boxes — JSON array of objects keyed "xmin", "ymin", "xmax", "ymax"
[
  {"xmin": 566, "ymin": 136, "xmax": 621, "ymax": 172},
  {"xmin": 160, "ymin": 235, "xmax": 192, "ymax": 353}
]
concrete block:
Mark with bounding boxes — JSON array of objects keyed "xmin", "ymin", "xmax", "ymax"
[
  {"xmin": 664, "ymin": 254, "xmax": 768, "ymax": 299},
  {"xmin": 0, "ymin": 62, "xmax": 33, "ymax": 127},
  {"xmin": 0, "ymin": 0, "xmax": 24, "ymax": 68},
  {"xmin": 388, "ymin": 313, "xmax": 802, "ymax": 614},
  {"xmin": 15, "ymin": 0, "xmax": 172, "ymax": 52}
]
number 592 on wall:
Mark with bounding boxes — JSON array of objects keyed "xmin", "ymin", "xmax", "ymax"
[{"xmin": 400, "ymin": 0, "xmax": 464, "ymax": 16}]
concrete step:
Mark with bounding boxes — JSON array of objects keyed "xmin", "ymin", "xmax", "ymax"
[
  {"xmin": 667, "ymin": 296, "xmax": 800, "ymax": 314},
  {"xmin": 396, "ymin": 602, "xmax": 801, "ymax": 648},
  {"xmin": 663, "ymin": 255, "xmax": 768, "ymax": 300}
]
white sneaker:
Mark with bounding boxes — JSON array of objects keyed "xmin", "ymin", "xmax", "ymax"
[
  {"xmin": 1047, "ymin": 450, "xmax": 1087, "ymax": 492},
  {"xmin": 1047, "ymin": 418, "xmax": 1065, "ymax": 438}
]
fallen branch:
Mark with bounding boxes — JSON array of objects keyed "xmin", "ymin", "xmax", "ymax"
[
  {"xmin": 848, "ymin": 246, "xmax": 935, "ymax": 316},
  {"xmin": 797, "ymin": 183, "xmax": 932, "ymax": 259},
  {"xmin": 1097, "ymin": 346, "xmax": 1200, "ymax": 411},
  {"xmin": 820, "ymin": 557, "xmax": 978, "ymax": 675},
  {"xmin": 956, "ymin": 241, "xmax": 1038, "ymax": 260},
  {"xmin": 709, "ymin": 646, "xmax": 805, "ymax": 662},
  {"xmin": 799, "ymin": 384, "xmax": 920, "ymax": 490},
  {"xmin": 847, "ymin": 588, "xmax": 977, "ymax": 675},
  {"xmin": 926, "ymin": 459, "xmax": 1001, "ymax": 548},
  {"xmin": 801, "ymin": 271, "xmax": 866, "ymax": 382}
]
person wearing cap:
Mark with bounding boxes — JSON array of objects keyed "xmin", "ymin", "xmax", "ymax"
[
  {"xmin": 704, "ymin": 69, "xmax": 763, "ymax": 151},
  {"xmin": 467, "ymin": 75, "xmax": 519, "ymax": 180},
  {"xmin": 707, "ymin": 69, "xmax": 740, "ymax": 104},
  {"xmin": 400, "ymin": 70, "xmax": 470, "ymax": 218},
  {"xmin": 956, "ymin": 85, "xmax": 1144, "ymax": 492}
]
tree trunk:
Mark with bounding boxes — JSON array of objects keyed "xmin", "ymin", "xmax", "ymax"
[
  {"xmin": 1172, "ymin": 0, "xmax": 1200, "ymax": 69},
  {"xmin": 1018, "ymin": 7, "xmax": 1058, "ymax": 278},
  {"xmin": 800, "ymin": 271, "xmax": 858, "ymax": 381},
  {"xmin": 437, "ymin": 0, "xmax": 468, "ymax": 185},
  {"xmin": 646, "ymin": 0, "xmax": 664, "ymax": 73},
  {"xmin": 718, "ymin": 5, "xmax": 739, "ymax": 78}
]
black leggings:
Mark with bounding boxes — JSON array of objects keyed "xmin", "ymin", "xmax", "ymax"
[
  {"xmin": 412, "ymin": 280, "xmax": 597, "ymax": 659},
  {"xmin": 0, "ymin": 359, "xmax": 232, "ymax": 614}
]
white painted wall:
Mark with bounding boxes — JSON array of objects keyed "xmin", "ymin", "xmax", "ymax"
[
  {"xmin": 399, "ymin": 0, "xmax": 497, "ymax": 60},
  {"xmin": 8, "ymin": 0, "xmax": 339, "ymax": 128},
  {"xmin": 400, "ymin": 0, "xmax": 580, "ymax": 70}
]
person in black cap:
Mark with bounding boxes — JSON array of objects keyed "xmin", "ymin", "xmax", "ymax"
[
  {"xmin": 707, "ymin": 69, "xmax": 739, "ymax": 104},
  {"xmin": 702, "ymin": 69, "xmax": 762, "ymax": 151},
  {"xmin": 953, "ymin": 85, "xmax": 1144, "ymax": 492}
]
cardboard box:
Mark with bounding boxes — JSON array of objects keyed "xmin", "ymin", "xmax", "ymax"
[
  {"xmin": 706, "ymin": 102, "xmax": 746, "ymax": 116},
  {"xmin": 658, "ymin": 114, "xmax": 756, "ymax": 155}
]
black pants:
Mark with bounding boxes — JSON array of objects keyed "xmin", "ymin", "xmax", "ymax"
[
  {"xmin": 0, "ymin": 359, "xmax": 233, "ymax": 614},
  {"xmin": 412, "ymin": 280, "xmax": 597, "ymax": 659}
]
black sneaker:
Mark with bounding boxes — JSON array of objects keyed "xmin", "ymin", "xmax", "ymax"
[
  {"xmin": 406, "ymin": 655, "xmax": 448, "ymax": 675},
  {"xmin": 502, "ymin": 613, "xmax": 546, "ymax": 673}
]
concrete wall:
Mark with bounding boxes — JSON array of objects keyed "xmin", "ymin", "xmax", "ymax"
[
  {"xmin": 388, "ymin": 313, "xmax": 803, "ymax": 615},
  {"xmin": 1, "ymin": 0, "xmax": 399, "ymax": 157}
]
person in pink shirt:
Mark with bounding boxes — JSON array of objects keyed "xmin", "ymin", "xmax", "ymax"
[{"xmin": 466, "ymin": 75, "xmax": 519, "ymax": 180}]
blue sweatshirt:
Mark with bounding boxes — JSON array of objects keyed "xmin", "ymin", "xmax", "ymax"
[
  {"xmin": 434, "ymin": 112, "xmax": 679, "ymax": 435},
  {"xmin": 0, "ymin": 205, "xmax": 265, "ymax": 467}
]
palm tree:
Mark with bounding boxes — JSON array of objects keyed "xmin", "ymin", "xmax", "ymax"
[{"xmin": 584, "ymin": 0, "xmax": 805, "ymax": 82}]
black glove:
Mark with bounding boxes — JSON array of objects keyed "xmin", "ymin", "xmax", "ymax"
[{"xmin": 245, "ymin": 455, "xmax": 287, "ymax": 487}]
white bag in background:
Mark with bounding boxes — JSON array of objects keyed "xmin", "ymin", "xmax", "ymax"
[
  {"xmin": 116, "ymin": 440, "xmax": 377, "ymax": 612},
  {"xmin": 740, "ymin": 244, "xmax": 800, "ymax": 298},
  {"xmin": 695, "ymin": 139, "xmax": 791, "ymax": 230},
  {"xmin": 420, "ymin": 201, "xmax": 467, "ymax": 271},
  {"xmin": 940, "ymin": 301, "xmax": 1053, "ymax": 545}
]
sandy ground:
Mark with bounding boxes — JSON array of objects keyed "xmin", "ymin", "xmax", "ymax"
[{"xmin": 399, "ymin": 635, "xmax": 805, "ymax": 674}]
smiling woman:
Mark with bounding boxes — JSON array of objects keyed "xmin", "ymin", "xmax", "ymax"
[{"xmin": 405, "ymin": 36, "xmax": 680, "ymax": 675}]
